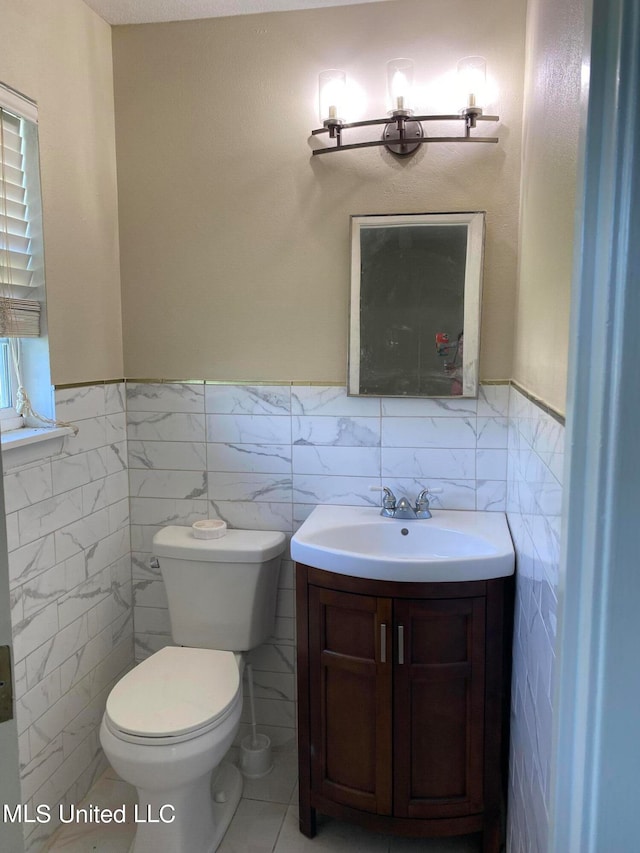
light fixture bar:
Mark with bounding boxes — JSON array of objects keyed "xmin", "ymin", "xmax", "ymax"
[
  {"xmin": 312, "ymin": 134, "xmax": 499, "ymax": 155},
  {"xmin": 312, "ymin": 114, "xmax": 499, "ymax": 134},
  {"xmin": 311, "ymin": 114, "xmax": 499, "ymax": 155}
]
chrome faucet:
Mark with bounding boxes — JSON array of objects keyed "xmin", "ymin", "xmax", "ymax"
[{"xmin": 375, "ymin": 487, "xmax": 433, "ymax": 520}]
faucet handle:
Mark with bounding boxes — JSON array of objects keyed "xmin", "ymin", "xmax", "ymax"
[
  {"xmin": 416, "ymin": 488, "xmax": 431, "ymax": 508},
  {"xmin": 370, "ymin": 485, "xmax": 397, "ymax": 516},
  {"xmin": 381, "ymin": 486, "xmax": 397, "ymax": 509},
  {"xmin": 415, "ymin": 487, "xmax": 443, "ymax": 518},
  {"xmin": 416, "ymin": 486, "xmax": 443, "ymax": 504}
]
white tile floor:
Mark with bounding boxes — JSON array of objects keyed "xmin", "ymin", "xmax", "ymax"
[{"xmin": 45, "ymin": 746, "xmax": 482, "ymax": 853}]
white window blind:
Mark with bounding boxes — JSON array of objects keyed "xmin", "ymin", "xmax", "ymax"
[
  {"xmin": 1, "ymin": 104, "xmax": 41, "ymax": 337},
  {"xmin": 1, "ymin": 109, "xmax": 32, "ymax": 287},
  {"xmin": 0, "ymin": 298, "xmax": 40, "ymax": 336}
]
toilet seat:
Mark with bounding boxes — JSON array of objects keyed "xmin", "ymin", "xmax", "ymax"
[{"xmin": 105, "ymin": 646, "xmax": 240, "ymax": 743}]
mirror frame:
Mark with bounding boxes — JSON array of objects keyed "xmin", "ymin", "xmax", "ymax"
[{"xmin": 348, "ymin": 211, "xmax": 485, "ymax": 398}]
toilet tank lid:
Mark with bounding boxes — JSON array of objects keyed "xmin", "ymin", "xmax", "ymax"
[{"xmin": 152, "ymin": 525, "xmax": 286, "ymax": 563}]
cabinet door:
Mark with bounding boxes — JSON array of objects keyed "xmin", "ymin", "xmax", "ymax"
[
  {"xmin": 393, "ymin": 597, "xmax": 486, "ymax": 819},
  {"xmin": 308, "ymin": 586, "xmax": 393, "ymax": 815}
]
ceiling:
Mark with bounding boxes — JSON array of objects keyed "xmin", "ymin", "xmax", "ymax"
[{"xmin": 82, "ymin": 0, "xmax": 389, "ymax": 25}]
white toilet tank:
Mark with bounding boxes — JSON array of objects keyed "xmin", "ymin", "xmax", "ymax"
[{"xmin": 152, "ymin": 525, "xmax": 286, "ymax": 651}]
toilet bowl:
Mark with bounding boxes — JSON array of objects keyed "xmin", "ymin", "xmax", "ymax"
[
  {"xmin": 101, "ymin": 646, "xmax": 242, "ymax": 853},
  {"xmin": 99, "ymin": 526, "xmax": 286, "ymax": 853}
]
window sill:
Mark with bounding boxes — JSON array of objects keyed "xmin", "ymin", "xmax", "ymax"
[{"xmin": 1, "ymin": 426, "xmax": 73, "ymax": 470}]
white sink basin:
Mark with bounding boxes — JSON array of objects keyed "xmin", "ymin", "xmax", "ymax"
[{"xmin": 291, "ymin": 505, "xmax": 514, "ymax": 582}]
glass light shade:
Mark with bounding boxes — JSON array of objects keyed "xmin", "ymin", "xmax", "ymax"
[
  {"xmin": 318, "ymin": 69, "xmax": 346, "ymax": 123},
  {"xmin": 457, "ymin": 56, "xmax": 487, "ymax": 109},
  {"xmin": 386, "ymin": 58, "xmax": 414, "ymax": 113}
]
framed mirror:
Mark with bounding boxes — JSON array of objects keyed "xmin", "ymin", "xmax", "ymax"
[{"xmin": 349, "ymin": 212, "xmax": 485, "ymax": 397}]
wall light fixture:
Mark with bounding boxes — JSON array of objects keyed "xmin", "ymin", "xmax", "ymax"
[{"xmin": 312, "ymin": 56, "xmax": 499, "ymax": 157}]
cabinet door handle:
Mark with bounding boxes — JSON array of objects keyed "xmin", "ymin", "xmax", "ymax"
[
  {"xmin": 380, "ymin": 623, "xmax": 387, "ymax": 663},
  {"xmin": 397, "ymin": 624, "xmax": 405, "ymax": 664}
]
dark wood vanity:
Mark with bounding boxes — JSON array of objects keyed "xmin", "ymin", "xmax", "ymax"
[{"xmin": 295, "ymin": 563, "xmax": 512, "ymax": 852}]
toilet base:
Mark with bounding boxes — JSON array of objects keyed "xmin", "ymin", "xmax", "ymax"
[
  {"xmin": 210, "ymin": 761, "xmax": 244, "ymax": 849},
  {"xmin": 128, "ymin": 761, "xmax": 242, "ymax": 853}
]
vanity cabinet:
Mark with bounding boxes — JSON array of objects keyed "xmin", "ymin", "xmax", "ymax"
[{"xmin": 296, "ymin": 565, "xmax": 511, "ymax": 852}]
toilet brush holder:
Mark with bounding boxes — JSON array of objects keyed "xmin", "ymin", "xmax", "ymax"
[{"xmin": 240, "ymin": 733, "xmax": 273, "ymax": 779}]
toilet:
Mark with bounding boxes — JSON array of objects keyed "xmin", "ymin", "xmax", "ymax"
[{"xmin": 99, "ymin": 525, "xmax": 286, "ymax": 853}]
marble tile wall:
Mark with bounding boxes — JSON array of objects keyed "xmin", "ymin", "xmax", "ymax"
[
  {"xmin": 127, "ymin": 381, "xmax": 510, "ymax": 747},
  {"xmin": 505, "ymin": 386, "xmax": 564, "ymax": 853},
  {"xmin": 2, "ymin": 383, "xmax": 133, "ymax": 853}
]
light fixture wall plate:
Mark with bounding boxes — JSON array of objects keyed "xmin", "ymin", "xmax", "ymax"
[{"xmin": 382, "ymin": 118, "xmax": 424, "ymax": 155}]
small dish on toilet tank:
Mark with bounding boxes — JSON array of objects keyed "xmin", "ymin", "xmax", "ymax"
[{"xmin": 192, "ymin": 519, "xmax": 227, "ymax": 539}]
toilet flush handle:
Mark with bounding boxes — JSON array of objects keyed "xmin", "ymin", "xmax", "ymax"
[{"xmin": 149, "ymin": 557, "xmax": 160, "ymax": 569}]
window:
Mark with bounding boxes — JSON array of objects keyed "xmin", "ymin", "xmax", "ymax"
[{"xmin": 1, "ymin": 82, "xmax": 53, "ymax": 437}]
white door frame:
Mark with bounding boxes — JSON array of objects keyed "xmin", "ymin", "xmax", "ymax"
[{"xmin": 551, "ymin": 0, "xmax": 640, "ymax": 849}]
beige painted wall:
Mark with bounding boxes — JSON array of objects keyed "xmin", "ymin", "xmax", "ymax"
[
  {"xmin": 513, "ymin": 0, "xmax": 586, "ymax": 414},
  {"xmin": 113, "ymin": 0, "xmax": 526, "ymax": 382},
  {"xmin": 1, "ymin": 0, "xmax": 123, "ymax": 385}
]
